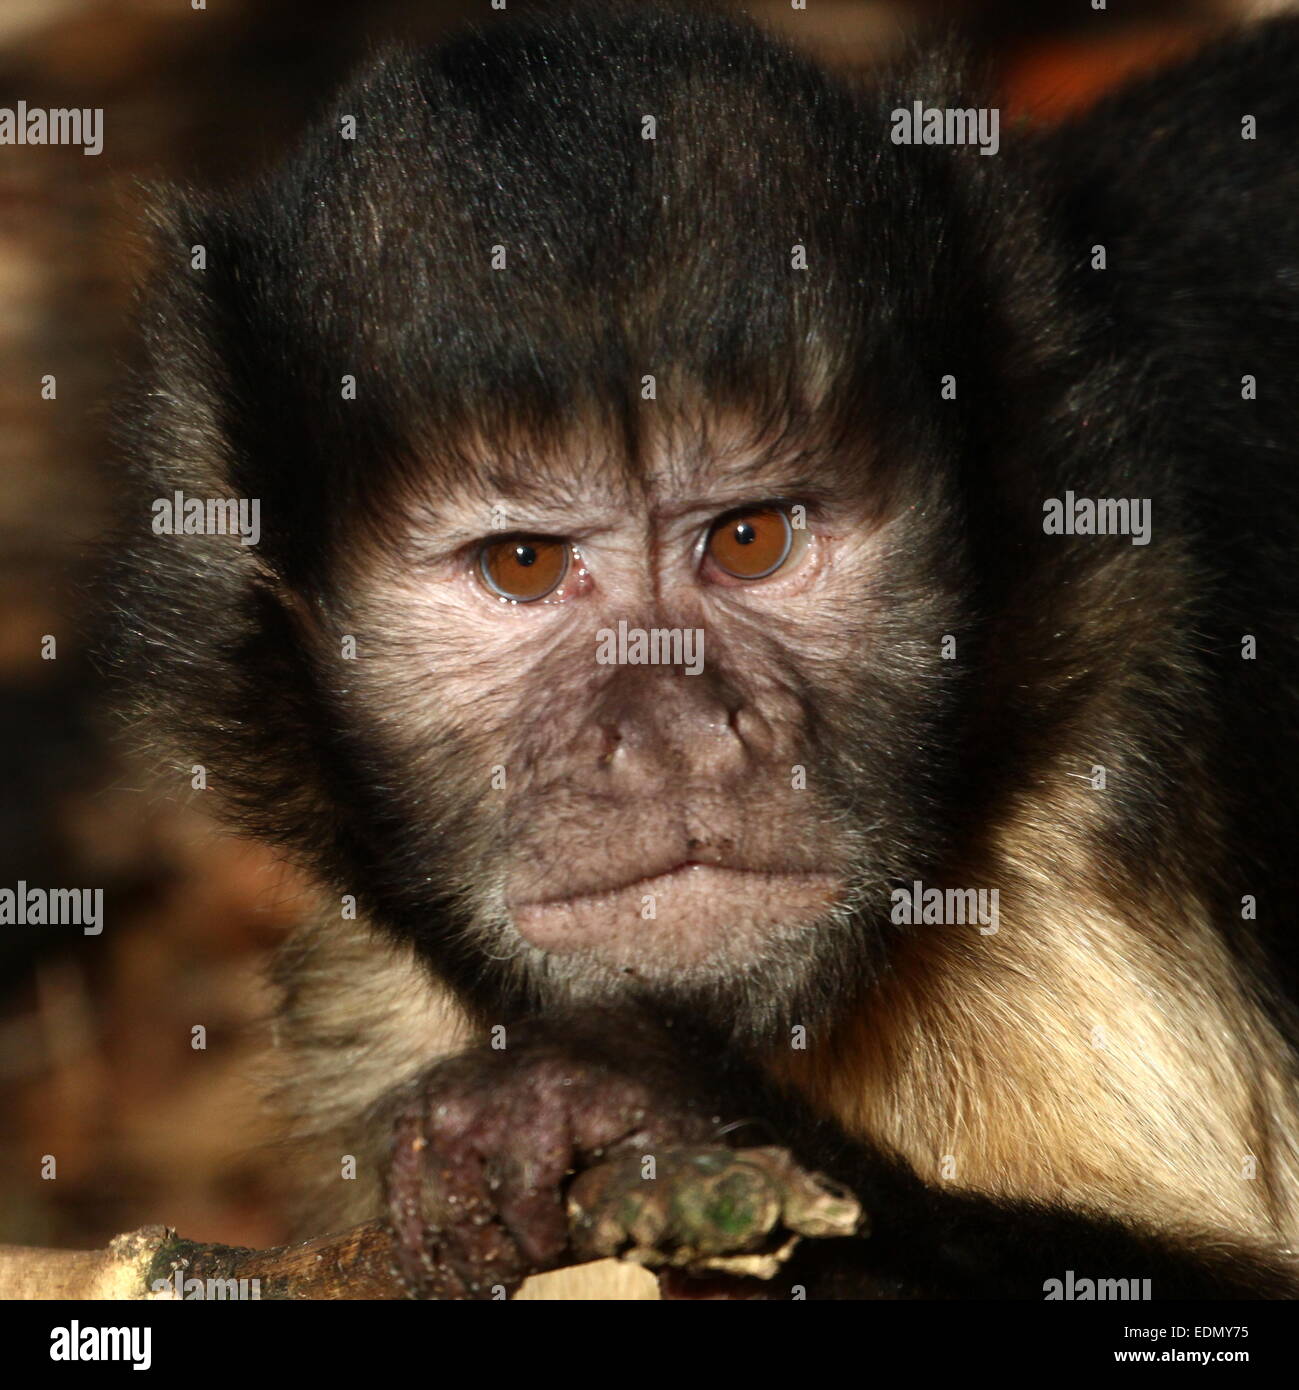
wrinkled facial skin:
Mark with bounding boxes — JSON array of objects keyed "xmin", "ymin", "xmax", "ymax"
[{"xmin": 313, "ymin": 419, "xmax": 966, "ymax": 1042}]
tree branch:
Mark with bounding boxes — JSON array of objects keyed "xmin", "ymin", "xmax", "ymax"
[{"xmin": 0, "ymin": 1145, "xmax": 862, "ymax": 1299}]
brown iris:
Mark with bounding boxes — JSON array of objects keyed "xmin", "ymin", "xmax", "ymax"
[
  {"xmin": 478, "ymin": 537, "xmax": 569, "ymax": 601},
  {"xmin": 706, "ymin": 507, "xmax": 794, "ymax": 580}
]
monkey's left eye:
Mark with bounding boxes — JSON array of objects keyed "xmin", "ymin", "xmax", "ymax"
[
  {"xmin": 477, "ymin": 537, "xmax": 570, "ymax": 601},
  {"xmin": 705, "ymin": 506, "xmax": 794, "ymax": 580}
]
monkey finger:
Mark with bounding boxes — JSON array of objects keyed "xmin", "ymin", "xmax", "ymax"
[{"xmin": 389, "ymin": 1098, "xmax": 535, "ymax": 1298}]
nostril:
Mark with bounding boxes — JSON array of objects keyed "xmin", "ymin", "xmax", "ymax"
[
  {"xmin": 598, "ymin": 724, "xmax": 622, "ymax": 765},
  {"xmin": 682, "ymin": 835, "xmax": 736, "ymax": 866}
]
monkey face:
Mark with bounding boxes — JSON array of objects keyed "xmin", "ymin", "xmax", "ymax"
[{"xmin": 311, "ymin": 406, "xmax": 966, "ymax": 1037}]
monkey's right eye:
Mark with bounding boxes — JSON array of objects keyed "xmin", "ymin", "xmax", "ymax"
[{"xmin": 477, "ymin": 537, "xmax": 570, "ymax": 602}]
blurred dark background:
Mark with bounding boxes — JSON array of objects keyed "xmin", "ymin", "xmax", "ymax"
[{"xmin": 0, "ymin": 0, "xmax": 1277, "ymax": 1254}]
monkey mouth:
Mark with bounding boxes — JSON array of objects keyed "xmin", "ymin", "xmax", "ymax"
[{"xmin": 508, "ymin": 862, "xmax": 843, "ymax": 968}]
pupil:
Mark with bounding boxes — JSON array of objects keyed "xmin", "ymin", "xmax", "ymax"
[
  {"xmin": 735, "ymin": 522, "xmax": 756, "ymax": 545},
  {"xmin": 515, "ymin": 544, "xmax": 537, "ymax": 567}
]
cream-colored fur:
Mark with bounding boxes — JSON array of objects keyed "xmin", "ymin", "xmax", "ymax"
[{"xmin": 775, "ymin": 791, "xmax": 1299, "ymax": 1248}]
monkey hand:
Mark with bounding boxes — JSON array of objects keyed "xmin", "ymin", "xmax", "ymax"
[{"xmin": 384, "ymin": 1009, "xmax": 729, "ymax": 1299}]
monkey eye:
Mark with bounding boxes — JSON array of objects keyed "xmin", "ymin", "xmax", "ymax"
[
  {"xmin": 477, "ymin": 536, "xmax": 570, "ymax": 601},
  {"xmin": 705, "ymin": 506, "xmax": 794, "ymax": 580}
]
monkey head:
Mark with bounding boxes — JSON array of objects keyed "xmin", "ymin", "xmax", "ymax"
[{"xmin": 109, "ymin": 10, "xmax": 1063, "ymax": 1042}]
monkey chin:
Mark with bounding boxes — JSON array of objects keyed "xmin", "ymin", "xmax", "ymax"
[{"xmin": 508, "ymin": 863, "xmax": 843, "ymax": 973}]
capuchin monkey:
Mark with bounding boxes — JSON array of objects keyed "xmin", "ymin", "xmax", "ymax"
[{"xmin": 103, "ymin": 4, "xmax": 1299, "ymax": 1298}]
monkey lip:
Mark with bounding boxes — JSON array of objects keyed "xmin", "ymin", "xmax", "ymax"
[{"xmin": 508, "ymin": 862, "xmax": 843, "ymax": 966}]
